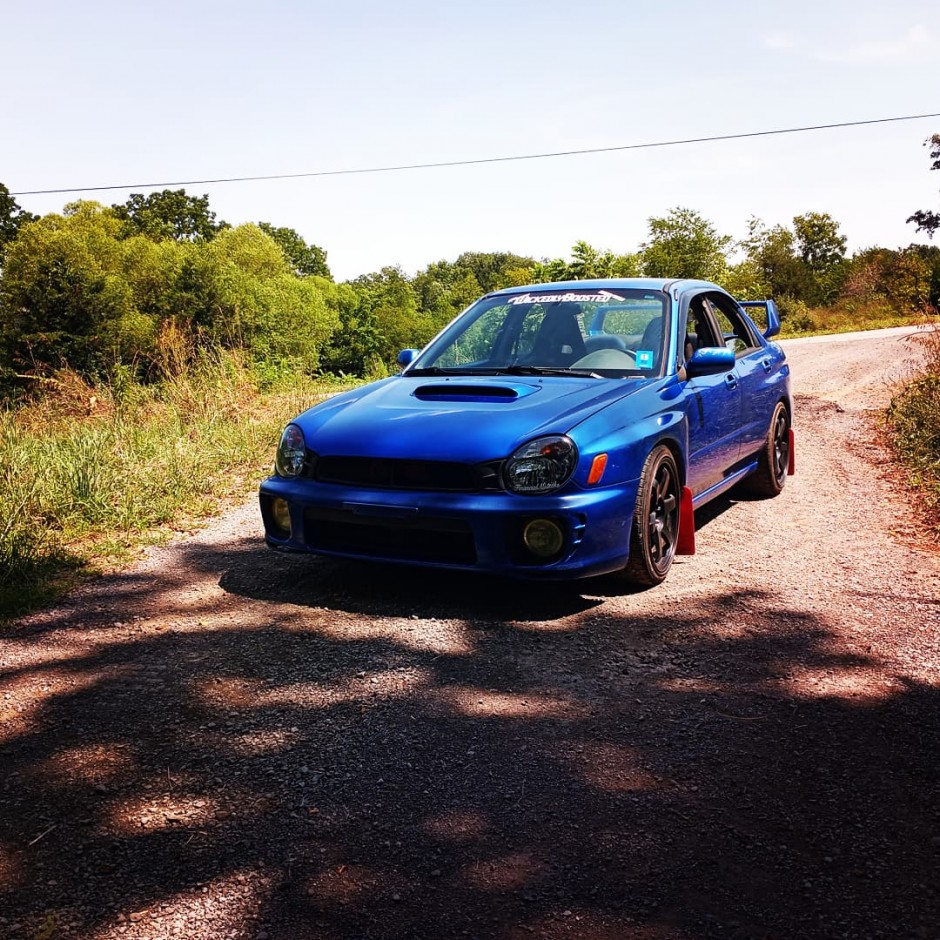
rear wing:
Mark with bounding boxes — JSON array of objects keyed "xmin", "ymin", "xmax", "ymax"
[{"xmin": 740, "ymin": 300, "xmax": 781, "ymax": 339}]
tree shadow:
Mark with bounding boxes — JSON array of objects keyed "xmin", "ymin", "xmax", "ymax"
[{"xmin": 1, "ymin": 541, "xmax": 938, "ymax": 939}]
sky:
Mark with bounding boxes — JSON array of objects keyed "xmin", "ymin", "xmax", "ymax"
[{"xmin": 3, "ymin": 0, "xmax": 939, "ymax": 281}]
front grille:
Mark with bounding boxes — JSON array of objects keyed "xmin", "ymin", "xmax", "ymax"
[
  {"xmin": 314, "ymin": 456, "xmax": 501, "ymax": 493},
  {"xmin": 304, "ymin": 507, "xmax": 477, "ymax": 565}
]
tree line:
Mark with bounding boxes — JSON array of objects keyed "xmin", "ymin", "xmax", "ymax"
[{"xmin": 0, "ymin": 138, "xmax": 937, "ymax": 394}]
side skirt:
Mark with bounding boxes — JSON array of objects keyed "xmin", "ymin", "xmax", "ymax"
[{"xmin": 691, "ymin": 460, "xmax": 759, "ymax": 509}]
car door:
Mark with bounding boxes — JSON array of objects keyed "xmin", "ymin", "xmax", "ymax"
[
  {"xmin": 681, "ymin": 294, "xmax": 743, "ymax": 495},
  {"xmin": 704, "ymin": 291, "xmax": 779, "ymax": 459}
]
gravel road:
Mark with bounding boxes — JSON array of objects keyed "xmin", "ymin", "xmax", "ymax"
[{"xmin": 2, "ymin": 327, "xmax": 938, "ymax": 940}]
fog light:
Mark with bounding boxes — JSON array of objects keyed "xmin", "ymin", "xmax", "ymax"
[
  {"xmin": 523, "ymin": 518, "xmax": 564, "ymax": 558},
  {"xmin": 271, "ymin": 497, "xmax": 291, "ymax": 534}
]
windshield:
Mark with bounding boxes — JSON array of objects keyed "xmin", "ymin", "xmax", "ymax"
[{"xmin": 407, "ymin": 288, "xmax": 668, "ymax": 378}]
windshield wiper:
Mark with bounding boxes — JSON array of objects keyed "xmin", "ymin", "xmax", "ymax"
[
  {"xmin": 496, "ymin": 365, "xmax": 604, "ymax": 379},
  {"xmin": 404, "ymin": 367, "xmax": 476, "ymax": 376},
  {"xmin": 406, "ymin": 365, "xmax": 605, "ymax": 379}
]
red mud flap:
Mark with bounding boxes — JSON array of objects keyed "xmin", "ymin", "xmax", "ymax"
[
  {"xmin": 788, "ymin": 428, "xmax": 796, "ymax": 475},
  {"xmin": 677, "ymin": 485, "xmax": 696, "ymax": 555}
]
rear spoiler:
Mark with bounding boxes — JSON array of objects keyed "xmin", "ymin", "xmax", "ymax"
[{"xmin": 740, "ymin": 300, "xmax": 781, "ymax": 339}]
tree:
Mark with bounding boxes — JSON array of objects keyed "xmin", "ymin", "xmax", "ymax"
[
  {"xmin": 449, "ymin": 251, "xmax": 536, "ymax": 293},
  {"xmin": 0, "ymin": 207, "xmax": 339, "ymax": 387},
  {"xmin": 791, "ymin": 212, "xmax": 847, "ymax": 305},
  {"xmin": 568, "ymin": 241, "xmax": 616, "ymax": 279},
  {"xmin": 792, "ymin": 212, "xmax": 846, "ymax": 272},
  {"xmin": 531, "ymin": 257, "xmax": 571, "ymax": 283},
  {"xmin": 112, "ymin": 189, "xmax": 226, "ymax": 241},
  {"xmin": 639, "ymin": 208, "xmax": 731, "ymax": 281},
  {"xmin": 0, "ymin": 183, "xmax": 38, "ymax": 254},
  {"xmin": 719, "ymin": 258, "xmax": 768, "ymax": 300},
  {"xmin": 187, "ymin": 225, "xmax": 338, "ymax": 374},
  {"xmin": 740, "ymin": 217, "xmax": 812, "ymax": 301},
  {"xmin": 531, "ymin": 243, "xmax": 640, "ymax": 282},
  {"xmin": 908, "ymin": 133, "xmax": 940, "ymax": 238},
  {"xmin": 257, "ymin": 223, "xmax": 331, "ymax": 279},
  {"xmin": 0, "ymin": 202, "xmax": 158, "ymax": 377}
]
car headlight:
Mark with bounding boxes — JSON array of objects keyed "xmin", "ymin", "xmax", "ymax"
[
  {"xmin": 504, "ymin": 435, "xmax": 578, "ymax": 494},
  {"xmin": 275, "ymin": 424, "xmax": 307, "ymax": 478}
]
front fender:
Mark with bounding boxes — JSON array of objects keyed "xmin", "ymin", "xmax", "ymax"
[{"xmin": 570, "ymin": 395, "xmax": 689, "ymax": 489}]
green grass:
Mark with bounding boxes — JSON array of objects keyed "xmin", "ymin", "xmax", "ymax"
[
  {"xmin": 0, "ymin": 356, "xmax": 354, "ymax": 622},
  {"xmin": 886, "ymin": 324, "xmax": 940, "ymax": 540}
]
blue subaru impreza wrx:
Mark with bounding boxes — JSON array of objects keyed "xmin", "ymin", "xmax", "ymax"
[{"xmin": 259, "ymin": 279, "xmax": 792, "ymax": 587}]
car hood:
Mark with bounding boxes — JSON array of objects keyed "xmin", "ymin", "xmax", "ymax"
[{"xmin": 294, "ymin": 374, "xmax": 650, "ymax": 462}]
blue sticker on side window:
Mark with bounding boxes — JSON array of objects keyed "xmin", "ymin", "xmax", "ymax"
[{"xmin": 635, "ymin": 350, "xmax": 654, "ymax": 369}]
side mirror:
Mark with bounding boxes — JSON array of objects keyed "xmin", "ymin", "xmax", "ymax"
[
  {"xmin": 686, "ymin": 346, "xmax": 735, "ymax": 378},
  {"xmin": 397, "ymin": 348, "xmax": 419, "ymax": 368}
]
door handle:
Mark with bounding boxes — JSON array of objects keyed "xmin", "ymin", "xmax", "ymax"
[
  {"xmin": 725, "ymin": 373, "xmax": 738, "ymax": 390},
  {"xmin": 761, "ymin": 357, "xmax": 772, "ymax": 373}
]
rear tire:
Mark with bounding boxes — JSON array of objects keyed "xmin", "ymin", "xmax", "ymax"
[
  {"xmin": 621, "ymin": 445, "xmax": 680, "ymax": 588},
  {"xmin": 742, "ymin": 401, "xmax": 790, "ymax": 498}
]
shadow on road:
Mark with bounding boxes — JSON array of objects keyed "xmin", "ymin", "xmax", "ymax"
[{"xmin": 1, "ymin": 532, "xmax": 937, "ymax": 939}]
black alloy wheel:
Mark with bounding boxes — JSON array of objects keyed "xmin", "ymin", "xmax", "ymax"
[
  {"xmin": 622, "ymin": 445, "xmax": 681, "ymax": 587},
  {"xmin": 742, "ymin": 401, "xmax": 790, "ymax": 498},
  {"xmin": 771, "ymin": 404, "xmax": 790, "ymax": 487}
]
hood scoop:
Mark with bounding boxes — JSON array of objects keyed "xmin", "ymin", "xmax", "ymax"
[{"xmin": 413, "ymin": 382, "xmax": 539, "ymax": 403}]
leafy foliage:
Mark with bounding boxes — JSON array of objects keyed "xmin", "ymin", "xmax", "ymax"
[
  {"xmin": 322, "ymin": 266, "xmax": 432, "ymax": 377},
  {"xmin": 887, "ymin": 325, "xmax": 940, "ymax": 536},
  {"xmin": 258, "ymin": 223, "xmax": 331, "ymax": 279},
  {"xmin": 188, "ymin": 225, "xmax": 339, "ymax": 379},
  {"xmin": 3, "ymin": 167, "xmax": 939, "ymax": 390},
  {"xmin": 0, "ymin": 202, "xmax": 157, "ymax": 378},
  {"xmin": 0, "ymin": 200, "xmax": 338, "ymax": 389},
  {"xmin": 533, "ymin": 242, "xmax": 639, "ymax": 282},
  {"xmin": 640, "ymin": 208, "xmax": 731, "ymax": 281},
  {"xmin": 112, "ymin": 189, "xmax": 227, "ymax": 241},
  {"xmin": 0, "ymin": 183, "xmax": 38, "ymax": 254}
]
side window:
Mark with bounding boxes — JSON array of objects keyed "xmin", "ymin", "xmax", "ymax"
[
  {"xmin": 684, "ymin": 296, "xmax": 721, "ymax": 362},
  {"xmin": 706, "ymin": 293, "xmax": 760, "ymax": 356}
]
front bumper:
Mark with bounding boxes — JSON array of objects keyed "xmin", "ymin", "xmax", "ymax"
[{"xmin": 258, "ymin": 476, "xmax": 638, "ymax": 580}]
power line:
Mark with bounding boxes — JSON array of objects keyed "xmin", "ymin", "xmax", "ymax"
[{"xmin": 11, "ymin": 111, "xmax": 940, "ymax": 197}]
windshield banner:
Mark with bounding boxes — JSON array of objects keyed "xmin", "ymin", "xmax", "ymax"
[{"xmin": 507, "ymin": 290, "xmax": 626, "ymax": 305}]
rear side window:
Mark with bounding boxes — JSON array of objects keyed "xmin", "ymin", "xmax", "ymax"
[{"xmin": 704, "ymin": 293, "xmax": 760, "ymax": 356}]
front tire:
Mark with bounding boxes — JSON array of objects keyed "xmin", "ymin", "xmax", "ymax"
[
  {"xmin": 621, "ymin": 445, "xmax": 681, "ymax": 588},
  {"xmin": 742, "ymin": 401, "xmax": 790, "ymax": 498}
]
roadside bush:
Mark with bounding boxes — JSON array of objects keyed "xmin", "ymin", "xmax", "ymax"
[
  {"xmin": 776, "ymin": 296, "xmax": 816, "ymax": 334},
  {"xmin": 0, "ymin": 210, "xmax": 338, "ymax": 396},
  {"xmin": 886, "ymin": 324, "xmax": 940, "ymax": 536}
]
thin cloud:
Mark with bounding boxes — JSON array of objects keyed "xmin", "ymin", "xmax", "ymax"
[
  {"xmin": 763, "ymin": 31, "xmax": 795, "ymax": 51},
  {"xmin": 817, "ymin": 24, "xmax": 939, "ymax": 64}
]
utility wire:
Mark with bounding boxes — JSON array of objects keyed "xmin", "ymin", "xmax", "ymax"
[{"xmin": 11, "ymin": 111, "xmax": 940, "ymax": 197}]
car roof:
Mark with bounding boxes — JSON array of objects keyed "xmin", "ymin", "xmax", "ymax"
[{"xmin": 485, "ymin": 277, "xmax": 723, "ymax": 299}]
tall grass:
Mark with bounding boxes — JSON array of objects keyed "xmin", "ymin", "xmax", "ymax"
[
  {"xmin": 0, "ymin": 352, "xmax": 351, "ymax": 621},
  {"xmin": 886, "ymin": 323, "xmax": 940, "ymax": 539},
  {"xmin": 779, "ymin": 300, "xmax": 935, "ymax": 337}
]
